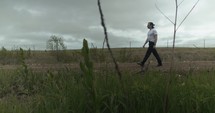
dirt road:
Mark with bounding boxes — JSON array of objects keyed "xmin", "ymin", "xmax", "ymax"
[{"xmin": 0, "ymin": 61, "xmax": 214, "ymax": 73}]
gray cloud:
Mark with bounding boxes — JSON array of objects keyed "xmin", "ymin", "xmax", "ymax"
[{"xmin": 0, "ymin": 0, "xmax": 214, "ymax": 50}]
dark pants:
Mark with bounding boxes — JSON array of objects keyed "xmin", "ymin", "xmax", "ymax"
[{"xmin": 142, "ymin": 41, "xmax": 162, "ymax": 65}]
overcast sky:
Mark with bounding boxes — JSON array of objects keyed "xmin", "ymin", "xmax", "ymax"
[{"xmin": 0, "ymin": 0, "xmax": 214, "ymax": 50}]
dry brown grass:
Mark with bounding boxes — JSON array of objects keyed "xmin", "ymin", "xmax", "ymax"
[{"xmin": 0, "ymin": 48, "xmax": 214, "ymax": 73}]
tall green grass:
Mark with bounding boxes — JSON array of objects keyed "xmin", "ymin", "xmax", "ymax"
[
  {"xmin": 1, "ymin": 64, "xmax": 215, "ymax": 113},
  {"xmin": 0, "ymin": 42, "xmax": 215, "ymax": 113}
]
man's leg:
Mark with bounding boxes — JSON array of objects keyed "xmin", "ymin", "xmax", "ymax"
[
  {"xmin": 152, "ymin": 48, "xmax": 162, "ymax": 66},
  {"xmin": 141, "ymin": 47, "xmax": 153, "ymax": 65}
]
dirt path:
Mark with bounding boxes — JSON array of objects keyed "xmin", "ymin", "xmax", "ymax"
[
  {"xmin": 119, "ymin": 61, "xmax": 215, "ymax": 73},
  {"xmin": 0, "ymin": 61, "xmax": 214, "ymax": 73}
]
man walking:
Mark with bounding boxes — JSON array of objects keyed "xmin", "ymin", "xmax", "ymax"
[{"xmin": 137, "ymin": 22, "xmax": 162, "ymax": 67}]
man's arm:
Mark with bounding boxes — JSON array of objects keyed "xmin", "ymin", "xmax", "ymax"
[
  {"xmin": 143, "ymin": 38, "xmax": 148, "ymax": 48},
  {"xmin": 154, "ymin": 34, "xmax": 158, "ymax": 47}
]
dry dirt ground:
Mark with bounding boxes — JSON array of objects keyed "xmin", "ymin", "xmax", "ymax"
[{"xmin": 0, "ymin": 61, "xmax": 214, "ymax": 73}]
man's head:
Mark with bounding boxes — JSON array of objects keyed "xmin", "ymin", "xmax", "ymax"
[{"xmin": 147, "ymin": 22, "xmax": 155, "ymax": 29}]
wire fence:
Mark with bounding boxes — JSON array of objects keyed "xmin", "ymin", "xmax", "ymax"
[
  {"xmin": 0, "ymin": 38, "xmax": 214, "ymax": 51},
  {"xmin": 161, "ymin": 39, "xmax": 215, "ymax": 48}
]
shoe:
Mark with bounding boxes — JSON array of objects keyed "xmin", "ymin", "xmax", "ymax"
[{"xmin": 137, "ymin": 62, "xmax": 144, "ymax": 67}]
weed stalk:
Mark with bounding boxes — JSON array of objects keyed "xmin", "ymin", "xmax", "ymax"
[
  {"xmin": 97, "ymin": 0, "xmax": 122, "ymax": 80},
  {"xmin": 80, "ymin": 39, "xmax": 99, "ymax": 113}
]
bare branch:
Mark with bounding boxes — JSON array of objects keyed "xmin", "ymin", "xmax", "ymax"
[
  {"xmin": 178, "ymin": 0, "xmax": 185, "ymax": 6},
  {"xmin": 177, "ymin": 0, "xmax": 200, "ymax": 30},
  {"xmin": 155, "ymin": 3, "xmax": 174, "ymax": 24},
  {"xmin": 97, "ymin": 0, "xmax": 122, "ymax": 80},
  {"xmin": 102, "ymin": 38, "xmax": 106, "ymax": 49}
]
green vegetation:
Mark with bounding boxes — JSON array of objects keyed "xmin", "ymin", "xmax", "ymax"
[
  {"xmin": 0, "ymin": 40, "xmax": 215, "ymax": 113},
  {"xmin": 1, "ymin": 66, "xmax": 215, "ymax": 113}
]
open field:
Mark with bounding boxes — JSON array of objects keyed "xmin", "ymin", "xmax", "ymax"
[
  {"xmin": 0, "ymin": 47, "xmax": 215, "ymax": 72},
  {"xmin": 0, "ymin": 61, "xmax": 215, "ymax": 73},
  {"xmin": 0, "ymin": 47, "xmax": 215, "ymax": 113}
]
